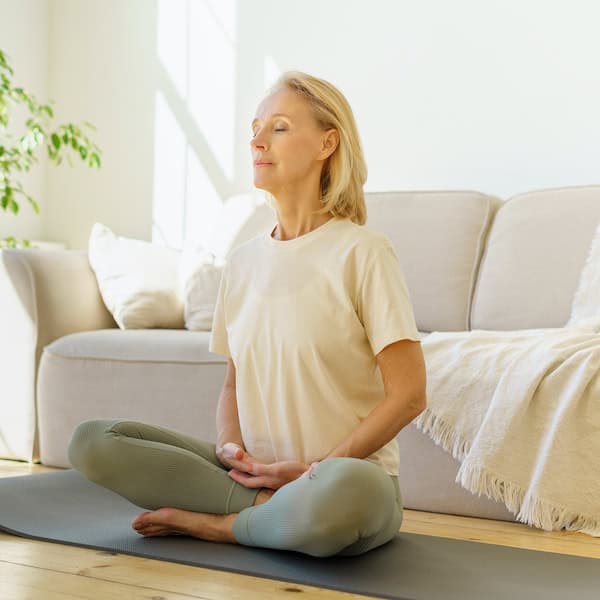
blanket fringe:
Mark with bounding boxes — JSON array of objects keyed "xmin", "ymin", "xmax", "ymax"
[
  {"xmin": 413, "ymin": 408, "xmax": 471, "ymax": 462},
  {"xmin": 458, "ymin": 461, "xmax": 600, "ymax": 536},
  {"xmin": 414, "ymin": 408, "xmax": 600, "ymax": 536}
]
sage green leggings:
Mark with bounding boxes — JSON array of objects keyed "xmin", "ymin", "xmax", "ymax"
[{"xmin": 67, "ymin": 419, "xmax": 403, "ymax": 557}]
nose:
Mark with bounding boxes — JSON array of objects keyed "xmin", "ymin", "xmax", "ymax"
[{"xmin": 250, "ymin": 129, "xmax": 269, "ymax": 151}]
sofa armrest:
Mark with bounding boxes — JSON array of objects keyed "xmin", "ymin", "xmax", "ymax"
[{"xmin": 0, "ymin": 248, "xmax": 116, "ymax": 462}]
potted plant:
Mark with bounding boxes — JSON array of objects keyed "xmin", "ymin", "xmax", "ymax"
[{"xmin": 0, "ymin": 48, "xmax": 102, "ymax": 249}]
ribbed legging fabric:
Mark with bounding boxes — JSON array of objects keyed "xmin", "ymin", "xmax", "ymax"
[{"xmin": 67, "ymin": 419, "xmax": 403, "ymax": 557}]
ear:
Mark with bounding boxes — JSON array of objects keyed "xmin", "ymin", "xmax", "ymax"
[{"xmin": 319, "ymin": 129, "xmax": 339, "ymax": 160}]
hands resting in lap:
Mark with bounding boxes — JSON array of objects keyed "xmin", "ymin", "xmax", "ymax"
[{"xmin": 217, "ymin": 442, "xmax": 321, "ymax": 490}]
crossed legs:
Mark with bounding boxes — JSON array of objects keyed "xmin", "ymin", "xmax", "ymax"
[{"xmin": 68, "ymin": 418, "xmax": 403, "ymax": 557}]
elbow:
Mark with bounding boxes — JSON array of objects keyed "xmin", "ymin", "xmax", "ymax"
[
  {"xmin": 386, "ymin": 391, "xmax": 427, "ymax": 417},
  {"xmin": 410, "ymin": 392, "xmax": 427, "ymax": 416}
]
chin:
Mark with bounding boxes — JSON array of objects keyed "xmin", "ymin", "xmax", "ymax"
[{"xmin": 253, "ymin": 180, "xmax": 273, "ymax": 194}]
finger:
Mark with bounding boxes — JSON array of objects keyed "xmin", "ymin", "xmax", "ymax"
[
  {"xmin": 223, "ymin": 443, "xmax": 244, "ymax": 462},
  {"xmin": 228, "ymin": 470, "xmax": 266, "ymax": 489},
  {"xmin": 301, "ymin": 466, "xmax": 313, "ymax": 478},
  {"xmin": 229, "ymin": 469, "xmax": 258, "ymax": 482},
  {"xmin": 224, "ymin": 446, "xmax": 248, "ymax": 461},
  {"xmin": 248, "ymin": 462, "xmax": 271, "ymax": 476},
  {"xmin": 227, "ymin": 459, "xmax": 255, "ymax": 473}
]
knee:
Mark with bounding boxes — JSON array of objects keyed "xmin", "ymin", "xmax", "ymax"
[
  {"xmin": 67, "ymin": 419, "xmax": 120, "ymax": 480},
  {"xmin": 316, "ymin": 458, "xmax": 390, "ymax": 502},
  {"xmin": 309, "ymin": 458, "xmax": 392, "ymax": 528}
]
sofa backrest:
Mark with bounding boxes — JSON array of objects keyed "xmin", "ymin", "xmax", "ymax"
[
  {"xmin": 470, "ymin": 185, "xmax": 600, "ymax": 330},
  {"xmin": 364, "ymin": 191, "xmax": 502, "ymax": 332}
]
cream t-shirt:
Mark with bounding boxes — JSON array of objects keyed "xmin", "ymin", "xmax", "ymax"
[{"xmin": 208, "ymin": 215, "xmax": 421, "ymax": 475}]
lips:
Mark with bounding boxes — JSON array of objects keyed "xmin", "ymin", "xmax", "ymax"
[{"xmin": 254, "ymin": 160, "xmax": 273, "ymax": 166}]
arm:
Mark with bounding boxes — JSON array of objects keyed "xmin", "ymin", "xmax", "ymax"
[
  {"xmin": 215, "ymin": 357, "xmax": 259, "ymax": 470},
  {"xmin": 324, "ymin": 338, "xmax": 427, "ymax": 461},
  {"xmin": 215, "ymin": 357, "xmax": 245, "ymax": 453}
]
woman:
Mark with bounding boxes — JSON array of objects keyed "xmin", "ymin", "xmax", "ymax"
[{"xmin": 68, "ymin": 71, "xmax": 427, "ymax": 557}]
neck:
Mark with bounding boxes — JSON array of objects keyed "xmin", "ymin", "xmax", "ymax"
[
  {"xmin": 272, "ymin": 188, "xmax": 333, "ymax": 241},
  {"xmin": 271, "ymin": 211, "xmax": 334, "ymax": 241}
]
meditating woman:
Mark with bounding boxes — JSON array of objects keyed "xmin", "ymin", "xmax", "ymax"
[{"xmin": 67, "ymin": 71, "xmax": 427, "ymax": 557}]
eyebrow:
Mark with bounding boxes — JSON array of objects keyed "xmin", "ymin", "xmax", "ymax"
[{"xmin": 251, "ymin": 113, "xmax": 292, "ymax": 127}]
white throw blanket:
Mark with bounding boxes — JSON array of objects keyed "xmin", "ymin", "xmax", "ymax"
[{"xmin": 415, "ymin": 318, "xmax": 600, "ymax": 536}]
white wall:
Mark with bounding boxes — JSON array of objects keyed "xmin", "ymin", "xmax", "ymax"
[
  {"xmin": 0, "ymin": 0, "xmax": 49, "ymax": 243},
  {"xmin": 45, "ymin": 0, "xmax": 158, "ymax": 249},
  {"xmin": 2, "ymin": 0, "xmax": 599, "ymax": 250}
]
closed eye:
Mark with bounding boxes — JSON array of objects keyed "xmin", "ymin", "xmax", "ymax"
[{"xmin": 252, "ymin": 128, "xmax": 287, "ymax": 138}]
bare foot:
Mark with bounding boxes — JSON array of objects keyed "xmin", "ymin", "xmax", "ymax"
[
  {"xmin": 131, "ymin": 489, "xmax": 275, "ymax": 541},
  {"xmin": 254, "ymin": 488, "xmax": 276, "ymax": 506},
  {"xmin": 131, "ymin": 507, "xmax": 238, "ymax": 542}
]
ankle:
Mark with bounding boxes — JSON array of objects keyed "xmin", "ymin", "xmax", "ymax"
[{"xmin": 207, "ymin": 512, "xmax": 238, "ymax": 544}]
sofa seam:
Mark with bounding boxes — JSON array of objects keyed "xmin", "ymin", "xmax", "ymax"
[
  {"xmin": 365, "ymin": 189, "xmax": 495, "ymax": 196},
  {"xmin": 365, "ymin": 184, "xmax": 600, "ymax": 199},
  {"xmin": 466, "ymin": 195, "xmax": 500, "ymax": 331},
  {"xmin": 42, "ymin": 349, "xmax": 225, "ymax": 366},
  {"xmin": 503, "ymin": 182, "xmax": 600, "ymax": 200}
]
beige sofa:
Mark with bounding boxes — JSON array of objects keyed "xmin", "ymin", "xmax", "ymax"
[{"xmin": 2, "ymin": 185, "xmax": 599, "ymax": 523}]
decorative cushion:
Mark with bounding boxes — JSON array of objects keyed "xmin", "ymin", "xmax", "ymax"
[
  {"xmin": 88, "ymin": 223, "xmax": 184, "ymax": 329},
  {"xmin": 178, "ymin": 242, "xmax": 225, "ymax": 331}
]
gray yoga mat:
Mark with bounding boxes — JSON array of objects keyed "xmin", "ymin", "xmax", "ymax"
[{"xmin": 0, "ymin": 470, "xmax": 598, "ymax": 600}]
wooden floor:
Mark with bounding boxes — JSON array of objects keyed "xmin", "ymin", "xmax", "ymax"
[{"xmin": 1, "ymin": 459, "xmax": 598, "ymax": 599}]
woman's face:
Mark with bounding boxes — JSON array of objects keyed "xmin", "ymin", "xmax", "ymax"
[{"xmin": 250, "ymin": 88, "xmax": 336, "ymax": 195}]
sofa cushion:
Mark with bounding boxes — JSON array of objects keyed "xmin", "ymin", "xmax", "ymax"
[
  {"xmin": 42, "ymin": 329, "xmax": 221, "ymax": 363},
  {"xmin": 365, "ymin": 191, "xmax": 502, "ymax": 332},
  {"xmin": 471, "ymin": 185, "xmax": 600, "ymax": 330}
]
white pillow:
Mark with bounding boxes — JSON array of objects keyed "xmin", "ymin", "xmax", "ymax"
[
  {"xmin": 88, "ymin": 223, "xmax": 184, "ymax": 329},
  {"xmin": 566, "ymin": 220, "xmax": 600, "ymax": 332},
  {"xmin": 178, "ymin": 241, "xmax": 225, "ymax": 331}
]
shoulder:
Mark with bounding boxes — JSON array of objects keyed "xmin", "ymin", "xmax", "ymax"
[{"xmin": 338, "ymin": 219, "xmax": 395, "ymax": 262}]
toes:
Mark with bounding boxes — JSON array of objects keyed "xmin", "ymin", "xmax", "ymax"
[
  {"xmin": 132, "ymin": 511, "xmax": 155, "ymax": 527},
  {"xmin": 130, "ymin": 507, "xmax": 196, "ymax": 537},
  {"xmin": 135, "ymin": 525, "xmax": 168, "ymax": 536}
]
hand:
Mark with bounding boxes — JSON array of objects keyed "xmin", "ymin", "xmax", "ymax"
[
  {"xmin": 228, "ymin": 459, "xmax": 311, "ymax": 490},
  {"xmin": 300, "ymin": 461, "xmax": 321, "ymax": 479},
  {"xmin": 216, "ymin": 442, "xmax": 263, "ymax": 472}
]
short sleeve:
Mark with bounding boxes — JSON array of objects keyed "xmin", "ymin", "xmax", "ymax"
[
  {"xmin": 356, "ymin": 241, "xmax": 421, "ymax": 356},
  {"xmin": 208, "ymin": 262, "xmax": 231, "ymax": 358}
]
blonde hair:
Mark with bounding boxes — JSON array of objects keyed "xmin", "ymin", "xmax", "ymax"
[{"xmin": 261, "ymin": 71, "xmax": 368, "ymax": 225}]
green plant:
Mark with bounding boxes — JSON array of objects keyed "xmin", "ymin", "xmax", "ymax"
[{"xmin": 0, "ymin": 48, "xmax": 102, "ymax": 249}]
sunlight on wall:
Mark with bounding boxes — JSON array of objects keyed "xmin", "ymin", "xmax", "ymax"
[
  {"xmin": 188, "ymin": 0, "xmax": 236, "ymax": 181},
  {"xmin": 153, "ymin": 0, "xmax": 237, "ymax": 251},
  {"xmin": 207, "ymin": 191, "xmax": 274, "ymax": 262},
  {"xmin": 264, "ymin": 55, "xmax": 281, "ymax": 90},
  {"xmin": 152, "ymin": 90, "xmax": 186, "ymax": 248},
  {"xmin": 184, "ymin": 145, "xmax": 221, "ymax": 247},
  {"xmin": 156, "ymin": 0, "xmax": 187, "ymax": 99}
]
